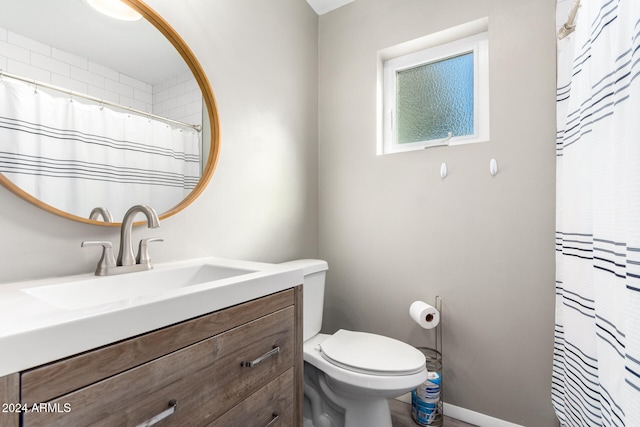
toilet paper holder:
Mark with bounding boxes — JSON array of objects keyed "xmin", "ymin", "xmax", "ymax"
[
  {"xmin": 432, "ymin": 295, "xmax": 442, "ymax": 357},
  {"xmin": 410, "ymin": 296, "xmax": 442, "ymax": 354},
  {"xmin": 412, "ymin": 296, "xmax": 443, "ymax": 427}
]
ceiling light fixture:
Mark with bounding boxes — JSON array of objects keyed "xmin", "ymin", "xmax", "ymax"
[{"xmin": 86, "ymin": 0, "xmax": 142, "ymax": 22}]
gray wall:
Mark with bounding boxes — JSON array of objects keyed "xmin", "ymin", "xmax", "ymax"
[
  {"xmin": 0, "ymin": 0, "xmax": 319, "ymax": 283},
  {"xmin": 317, "ymin": 0, "xmax": 557, "ymax": 426},
  {"xmin": 0, "ymin": 0, "xmax": 559, "ymax": 425}
]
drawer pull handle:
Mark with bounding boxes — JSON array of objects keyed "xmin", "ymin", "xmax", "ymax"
[
  {"xmin": 266, "ymin": 412, "xmax": 280, "ymax": 426},
  {"xmin": 241, "ymin": 346, "xmax": 280, "ymax": 367},
  {"xmin": 136, "ymin": 399, "xmax": 177, "ymax": 427}
]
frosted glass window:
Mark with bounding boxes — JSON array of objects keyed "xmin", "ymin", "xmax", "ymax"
[
  {"xmin": 396, "ymin": 52, "xmax": 474, "ymax": 144},
  {"xmin": 380, "ymin": 31, "xmax": 489, "ymax": 155}
]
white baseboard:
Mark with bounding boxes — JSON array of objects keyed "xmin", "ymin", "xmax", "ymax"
[
  {"xmin": 395, "ymin": 395, "xmax": 524, "ymax": 427},
  {"xmin": 442, "ymin": 403, "xmax": 525, "ymax": 427}
]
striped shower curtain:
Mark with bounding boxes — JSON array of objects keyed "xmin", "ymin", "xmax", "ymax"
[
  {"xmin": 0, "ymin": 78, "xmax": 200, "ymax": 221},
  {"xmin": 553, "ymin": 0, "xmax": 640, "ymax": 426}
]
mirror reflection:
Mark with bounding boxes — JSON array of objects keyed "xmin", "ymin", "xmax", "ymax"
[{"xmin": 0, "ymin": 0, "xmax": 212, "ymax": 223}]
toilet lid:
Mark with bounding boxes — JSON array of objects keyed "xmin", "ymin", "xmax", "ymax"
[{"xmin": 319, "ymin": 330, "xmax": 426, "ymax": 376}]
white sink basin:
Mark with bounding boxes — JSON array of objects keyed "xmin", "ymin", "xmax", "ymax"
[
  {"xmin": 22, "ymin": 263, "xmax": 255, "ymax": 310},
  {"xmin": 0, "ymin": 256, "xmax": 304, "ymax": 377}
]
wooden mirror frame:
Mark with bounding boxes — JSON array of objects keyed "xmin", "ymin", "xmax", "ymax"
[{"xmin": 0, "ymin": 0, "xmax": 220, "ymax": 226}]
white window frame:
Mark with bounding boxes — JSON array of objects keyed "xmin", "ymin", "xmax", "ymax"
[{"xmin": 382, "ymin": 32, "xmax": 489, "ymax": 155}]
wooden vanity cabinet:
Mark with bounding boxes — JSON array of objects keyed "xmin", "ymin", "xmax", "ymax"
[
  {"xmin": 0, "ymin": 374, "xmax": 20, "ymax": 427},
  {"xmin": 0, "ymin": 287, "xmax": 303, "ymax": 427}
]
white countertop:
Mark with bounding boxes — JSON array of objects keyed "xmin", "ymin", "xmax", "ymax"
[{"xmin": 0, "ymin": 257, "xmax": 304, "ymax": 377}]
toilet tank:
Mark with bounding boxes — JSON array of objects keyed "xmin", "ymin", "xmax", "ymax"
[{"xmin": 279, "ymin": 259, "xmax": 328, "ymax": 341}]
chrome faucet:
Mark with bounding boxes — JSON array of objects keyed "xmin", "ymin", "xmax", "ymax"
[
  {"xmin": 117, "ymin": 205, "xmax": 160, "ymax": 267},
  {"xmin": 82, "ymin": 205, "xmax": 163, "ymax": 276}
]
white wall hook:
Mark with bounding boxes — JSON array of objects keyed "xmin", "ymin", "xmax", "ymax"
[
  {"xmin": 440, "ymin": 162, "xmax": 448, "ymax": 179},
  {"xmin": 489, "ymin": 158, "xmax": 498, "ymax": 176}
]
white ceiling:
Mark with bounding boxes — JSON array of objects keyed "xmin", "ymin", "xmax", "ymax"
[
  {"xmin": 0, "ymin": 0, "xmax": 188, "ymax": 85},
  {"xmin": 305, "ymin": 0, "xmax": 355, "ymax": 15}
]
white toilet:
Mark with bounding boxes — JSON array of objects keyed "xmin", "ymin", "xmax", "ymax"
[{"xmin": 281, "ymin": 259, "xmax": 428, "ymax": 427}]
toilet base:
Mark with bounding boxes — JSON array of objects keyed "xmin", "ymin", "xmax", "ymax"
[
  {"xmin": 341, "ymin": 397, "xmax": 392, "ymax": 427},
  {"xmin": 304, "ymin": 363, "xmax": 393, "ymax": 427}
]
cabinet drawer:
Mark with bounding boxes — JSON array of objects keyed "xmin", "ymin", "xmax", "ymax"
[
  {"xmin": 23, "ymin": 307, "xmax": 294, "ymax": 427},
  {"xmin": 207, "ymin": 368, "xmax": 294, "ymax": 427},
  {"xmin": 21, "ymin": 289, "xmax": 295, "ymax": 405},
  {"xmin": 0, "ymin": 374, "xmax": 19, "ymax": 427}
]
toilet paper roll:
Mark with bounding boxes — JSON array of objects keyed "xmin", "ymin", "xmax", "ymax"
[{"xmin": 409, "ymin": 301, "xmax": 440, "ymax": 329}]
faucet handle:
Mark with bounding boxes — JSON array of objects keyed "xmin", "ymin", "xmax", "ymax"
[
  {"xmin": 81, "ymin": 241, "xmax": 116, "ymax": 276},
  {"xmin": 136, "ymin": 238, "xmax": 164, "ymax": 266}
]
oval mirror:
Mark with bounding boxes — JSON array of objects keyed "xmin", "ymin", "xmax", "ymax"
[{"xmin": 0, "ymin": 0, "xmax": 220, "ymax": 225}]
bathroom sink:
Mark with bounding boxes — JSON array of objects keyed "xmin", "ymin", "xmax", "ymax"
[
  {"xmin": 22, "ymin": 263, "xmax": 255, "ymax": 310},
  {"xmin": 0, "ymin": 256, "xmax": 304, "ymax": 377}
]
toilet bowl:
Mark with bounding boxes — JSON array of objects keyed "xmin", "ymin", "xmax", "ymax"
[{"xmin": 280, "ymin": 259, "xmax": 428, "ymax": 427}]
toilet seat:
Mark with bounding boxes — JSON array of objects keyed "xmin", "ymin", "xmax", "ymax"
[
  {"xmin": 304, "ymin": 333, "xmax": 428, "ymax": 395},
  {"xmin": 319, "ymin": 329, "xmax": 425, "ymax": 376}
]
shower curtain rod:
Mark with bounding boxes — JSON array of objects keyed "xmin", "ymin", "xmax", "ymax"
[
  {"xmin": 558, "ymin": 0, "xmax": 580, "ymax": 39},
  {"xmin": 0, "ymin": 69, "xmax": 201, "ymax": 132}
]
